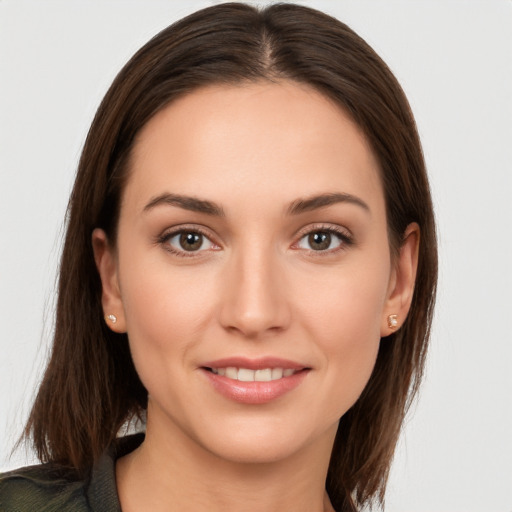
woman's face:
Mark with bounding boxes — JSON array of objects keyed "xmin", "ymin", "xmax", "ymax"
[{"xmin": 95, "ymin": 81, "xmax": 414, "ymax": 464}]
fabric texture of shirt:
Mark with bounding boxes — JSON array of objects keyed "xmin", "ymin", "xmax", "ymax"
[{"xmin": 0, "ymin": 433, "xmax": 144, "ymax": 512}]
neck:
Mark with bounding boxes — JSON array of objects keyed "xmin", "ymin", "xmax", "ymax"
[{"xmin": 116, "ymin": 405, "xmax": 337, "ymax": 512}]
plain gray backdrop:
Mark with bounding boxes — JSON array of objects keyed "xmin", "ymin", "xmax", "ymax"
[{"xmin": 1, "ymin": 1, "xmax": 511, "ymax": 510}]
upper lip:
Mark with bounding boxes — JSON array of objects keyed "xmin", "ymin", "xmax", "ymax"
[{"xmin": 201, "ymin": 356, "xmax": 309, "ymax": 371}]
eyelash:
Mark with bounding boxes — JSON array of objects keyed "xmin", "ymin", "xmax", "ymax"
[
  {"xmin": 293, "ymin": 224, "xmax": 354, "ymax": 255},
  {"xmin": 157, "ymin": 225, "xmax": 218, "ymax": 258},
  {"xmin": 157, "ymin": 224, "xmax": 354, "ymax": 258}
]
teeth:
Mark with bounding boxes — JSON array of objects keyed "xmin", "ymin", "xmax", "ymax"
[
  {"xmin": 225, "ymin": 367, "xmax": 238, "ymax": 379},
  {"xmin": 271, "ymin": 368, "xmax": 283, "ymax": 380},
  {"xmin": 238, "ymin": 368, "xmax": 255, "ymax": 382},
  {"xmin": 255, "ymin": 369, "xmax": 272, "ymax": 382},
  {"xmin": 210, "ymin": 367, "xmax": 297, "ymax": 381}
]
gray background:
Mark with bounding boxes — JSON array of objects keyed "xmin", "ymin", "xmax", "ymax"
[{"xmin": 1, "ymin": 1, "xmax": 511, "ymax": 510}]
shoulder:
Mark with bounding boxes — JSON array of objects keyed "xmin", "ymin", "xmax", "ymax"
[
  {"xmin": 0, "ymin": 463, "xmax": 89, "ymax": 512},
  {"xmin": 0, "ymin": 433, "xmax": 143, "ymax": 512}
]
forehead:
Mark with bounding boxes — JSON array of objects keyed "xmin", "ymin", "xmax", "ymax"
[{"xmin": 123, "ymin": 81, "xmax": 384, "ymax": 215}]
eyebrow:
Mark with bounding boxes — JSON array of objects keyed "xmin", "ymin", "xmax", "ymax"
[
  {"xmin": 143, "ymin": 191, "xmax": 370, "ymax": 217},
  {"xmin": 287, "ymin": 192, "xmax": 370, "ymax": 215},
  {"xmin": 143, "ymin": 193, "xmax": 225, "ymax": 216}
]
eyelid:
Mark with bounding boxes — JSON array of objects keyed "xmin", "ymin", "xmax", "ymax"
[
  {"xmin": 157, "ymin": 224, "xmax": 221, "ymax": 257},
  {"xmin": 156, "ymin": 222, "xmax": 353, "ymax": 258},
  {"xmin": 291, "ymin": 223, "xmax": 354, "ymax": 253}
]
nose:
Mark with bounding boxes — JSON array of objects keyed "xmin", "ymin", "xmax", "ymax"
[{"xmin": 218, "ymin": 245, "xmax": 291, "ymax": 339}]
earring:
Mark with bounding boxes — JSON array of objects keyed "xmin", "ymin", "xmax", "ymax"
[
  {"xmin": 105, "ymin": 314, "xmax": 117, "ymax": 324},
  {"xmin": 387, "ymin": 314, "xmax": 398, "ymax": 329}
]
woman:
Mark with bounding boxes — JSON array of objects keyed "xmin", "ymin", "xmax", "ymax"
[{"xmin": 0, "ymin": 3, "xmax": 437, "ymax": 511}]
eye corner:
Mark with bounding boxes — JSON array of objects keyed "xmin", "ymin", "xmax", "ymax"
[
  {"xmin": 292, "ymin": 224, "xmax": 354, "ymax": 255},
  {"xmin": 157, "ymin": 225, "xmax": 221, "ymax": 258}
]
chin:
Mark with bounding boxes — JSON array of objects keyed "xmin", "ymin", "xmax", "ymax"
[
  {"xmin": 190, "ymin": 414, "xmax": 338, "ymax": 466},
  {"xmin": 205, "ymin": 436, "xmax": 308, "ymax": 465}
]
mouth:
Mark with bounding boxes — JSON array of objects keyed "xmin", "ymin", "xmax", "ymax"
[
  {"xmin": 200, "ymin": 358, "xmax": 311, "ymax": 404},
  {"xmin": 204, "ymin": 367, "xmax": 300, "ymax": 382}
]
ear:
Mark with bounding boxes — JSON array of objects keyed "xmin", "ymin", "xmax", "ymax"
[
  {"xmin": 92, "ymin": 228, "xmax": 126, "ymax": 333},
  {"xmin": 381, "ymin": 222, "xmax": 420, "ymax": 336}
]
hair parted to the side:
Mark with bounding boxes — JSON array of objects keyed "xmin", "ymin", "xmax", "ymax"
[{"xmin": 24, "ymin": 3, "xmax": 437, "ymax": 511}]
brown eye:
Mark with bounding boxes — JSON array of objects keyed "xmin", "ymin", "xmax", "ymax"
[
  {"xmin": 179, "ymin": 232, "xmax": 203, "ymax": 251},
  {"xmin": 165, "ymin": 230, "xmax": 215, "ymax": 254},
  {"xmin": 307, "ymin": 232, "xmax": 331, "ymax": 251},
  {"xmin": 296, "ymin": 229, "xmax": 350, "ymax": 253}
]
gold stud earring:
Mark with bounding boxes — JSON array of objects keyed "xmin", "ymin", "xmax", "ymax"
[
  {"xmin": 387, "ymin": 314, "xmax": 398, "ymax": 329},
  {"xmin": 105, "ymin": 314, "xmax": 117, "ymax": 324}
]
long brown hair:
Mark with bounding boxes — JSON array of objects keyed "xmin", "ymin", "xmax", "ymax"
[{"xmin": 24, "ymin": 3, "xmax": 437, "ymax": 510}]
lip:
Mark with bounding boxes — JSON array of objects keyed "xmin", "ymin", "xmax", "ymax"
[
  {"xmin": 201, "ymin": 356, "xmax": 307, "ymax": 371},
  {"xmin": 200, "ymin": 357, "xmax": 311, "ymax": 405}
]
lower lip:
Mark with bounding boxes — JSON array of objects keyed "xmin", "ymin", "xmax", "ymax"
[{"xmin": 202, "ymin": 369, "xmax": 309, "ymax": 404}]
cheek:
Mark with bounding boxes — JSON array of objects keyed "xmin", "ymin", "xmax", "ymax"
[
  {"xmin": 298, "ymin": 259, "xmax": 389, "ymax": 344},
  {"xmin": 295, "ymin": 260, "xmax": 389, "ymax": 411},
  {"xmin": 117, "ymin": 247, "xmax": 217, "ymax": 370}
]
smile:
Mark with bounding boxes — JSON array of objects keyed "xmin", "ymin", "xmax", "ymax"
[
  {"xmin": 209, "ymin": 367, "xmax": 297, "ymax": 381},
  {"xmin": 200, "ymin": 358, "xmax": 310, "ymax": 404}
]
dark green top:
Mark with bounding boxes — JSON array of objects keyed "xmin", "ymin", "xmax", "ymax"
[{"xmin": 0, "ymin": 434, "xmax": 144, "ymax": 512}]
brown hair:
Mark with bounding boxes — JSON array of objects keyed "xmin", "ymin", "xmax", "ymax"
[{"xmin": 24, "ymin": 3, "xmax": 437, "ymax": 510}]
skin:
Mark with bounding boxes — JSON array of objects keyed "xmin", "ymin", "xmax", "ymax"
[{"xmin": 93, "ymin": 81, "xmax": 419, "ymax": 512}]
